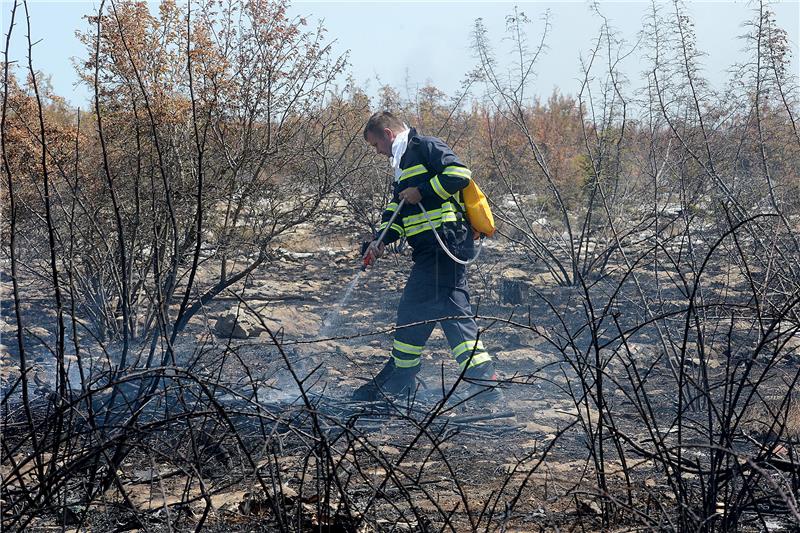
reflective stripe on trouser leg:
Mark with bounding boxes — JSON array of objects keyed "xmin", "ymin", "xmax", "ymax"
[
  {"xmin": 392, "ymin": 339, "xmax": 424, "ymax": 368},
  {"xmin": 394, "ymin": 269, "xmax": 437, "ymax": 370},
  {"xmin": 439, "ymin": 288, "xmax": 493, "ymax": 370},
  {"xmin": 451, "ymin": 338, "xmax": 492, "ymax": 369}
]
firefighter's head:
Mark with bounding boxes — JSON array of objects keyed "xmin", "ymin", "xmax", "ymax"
[{"xmin": 364, "ymin": 111, "xmax": 405, "ymax": 157}]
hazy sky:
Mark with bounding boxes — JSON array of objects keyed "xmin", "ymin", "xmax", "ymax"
[{"xmin": 2, "ymin": 0, "xmax": 799, "ymax": 108}]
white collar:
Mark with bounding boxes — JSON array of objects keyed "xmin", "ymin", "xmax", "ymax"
[{"xmin": 390, "ymin": 126, "xmax": 410, "ymax": 180}]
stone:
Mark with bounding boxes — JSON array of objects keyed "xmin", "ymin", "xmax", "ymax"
[
  {"xmin": 214, "ymin": 311, "xmax": 265, "ymax": 339},
  {"xmin": 577, "ymin": 498, "xmax": 602, "ymax": 516},
  {"xmin": 500, "ymin": 268, "xmax": 532, "ymax": 305},
  {"xmin": 500, "ymin": 279, "xmax": 529, "ymax": 305}
]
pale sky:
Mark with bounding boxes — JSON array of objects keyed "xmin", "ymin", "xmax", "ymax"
[{"xmin": 2, "ymin": 0, "xmax": 799, "ymax": 108}]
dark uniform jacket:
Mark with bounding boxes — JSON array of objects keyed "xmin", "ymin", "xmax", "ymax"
[{"xmin": 376, "ymin": 128, "xmax": 475, "ymax": 271}]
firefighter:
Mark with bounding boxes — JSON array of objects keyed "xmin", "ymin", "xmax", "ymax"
[{"xmin": 353, "ymin": 111, "xmax": 503, "ymax": 405}]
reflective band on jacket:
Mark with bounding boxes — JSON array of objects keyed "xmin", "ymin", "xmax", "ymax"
[
  {"xmin": 404, "ymin": 213, "xmax": 458, "ymax": 237},
  {"xmin": 379, "ymin": 221, "xmax": 405, "ymax": 236},
  {"xmin": 442, "ymin": 165, "xmax": 472, "ymax": 179},
  {"xmin": 398, "ymin": 164, "xmax": 427, "ymax": 182},
  {"xmin": 398, "ymin": 164, "xmax": 471, "ymax": 185},
  {"xmin": 402, "ymin": 202, "xmax": 457, "ymax": 227},
  {"xmin": 431, "ymin": 175, "xmax": 450, "ymax": 200},
  {"xmin": 455, "ymin": 190, "xmax": 465, "ymax": 210},
  {"xmin": 432, "ymin": 166, "xmax": 472, "ymax": 199},
  {"xmin": 386, "ymin": 202, "xmax": 399, "ymax": 212}
]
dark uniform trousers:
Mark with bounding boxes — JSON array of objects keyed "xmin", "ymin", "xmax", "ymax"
[{"xmin": 391, "ymin": 252, "xmax": 491, "ymax": 372}]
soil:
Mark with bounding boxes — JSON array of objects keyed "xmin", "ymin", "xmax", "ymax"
[{"xmin": 3, "ymin": 222, "xmax": 799, "ymax": 532}]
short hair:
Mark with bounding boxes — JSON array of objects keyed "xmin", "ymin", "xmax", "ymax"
[{"xmin": 363, "ymin": 111, "xmax": 404, "ymax": 139}]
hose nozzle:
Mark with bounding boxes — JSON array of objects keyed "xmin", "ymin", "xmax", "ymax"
[{"xmin": 359, "ymin": 198, "xmax": 406, "ymax": 271}]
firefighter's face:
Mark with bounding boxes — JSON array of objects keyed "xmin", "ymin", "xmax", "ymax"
[{"xmin": 366, "ymin": 128, "xmax": 395, "ymax": 157}]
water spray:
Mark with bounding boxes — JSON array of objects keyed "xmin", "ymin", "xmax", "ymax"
[
  {"xmin": 320, "ymin": 199, "xmax": 406, "ymax": 335},
  {"xmin": 360, "ymin": 198, "xmax": 406, "ymax": 271}
]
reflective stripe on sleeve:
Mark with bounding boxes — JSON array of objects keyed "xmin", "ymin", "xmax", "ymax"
[
  {"xmin": 455, "ymin": 190, "xmax": 465, "ymax": 210},
  {"xmin": 442, "ymin": 165, "xmax": 472, "ymax": 179},
  {"xmin": 379, "ymin": 221, "xmax": 405, "ymax": 236},
  {"xmin": 431, "ymin": 175, "xmax": 450, "ymax": 200}
]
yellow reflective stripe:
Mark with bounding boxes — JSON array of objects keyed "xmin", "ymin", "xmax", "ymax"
[
  {"xmin": 404, "ymin": 211, "xmax": 457, "ymax": 229},
  {"xmin": 405, "ymin": 221, "xmax": 439, "ymax": 237},
  {"xmin": 398, "ymin": 164, "xmax": 427, "ymax": 182},
  {"xmin": 403, "ymin": 209, "xmax": 441, "ymax": 227},
  {"xmin": 431, "ymin": 175, "xmax": 450, "ymax": 200},
  {"xmin": 404, "ymin": 212, "xmax": 457, "ymax": 230},
  {"xmin": 393, "ymin": 339, "xmax": 424, "ymax": 355},
  {"xmin": 393, "ymin": 356, "xmax": 420, "ymax": 368},
  {"xmin": 402, "ymin": 202, "xmax": 455, "ymax": 226},
  {"xmin": 405, "ymin": 216, "xmax": 442, "ymax": 235},
  {"xmin": 386, "ymin": 202, "xmax": 399, "ymax": 212},
  {"xmin": 460, "ymin": 352, "xmax": 492, "ymax": 370},
  {"xmin": 452, "ymin": 339, "xmax": 486, "ymax": 358},
  {"xmin": 404, "ymin": 214, "xmax": 458, "ymax": 237},
  {"xmin": 442, "ymin": 165, "xmax": 472, "ymax": 179},
  {"xmin": 379, "ymin": 221, "xmax": 405, "ymax": 236}
]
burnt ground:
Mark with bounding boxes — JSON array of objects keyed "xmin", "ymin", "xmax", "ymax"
[{"xmin": 3, "ymin": 226, "xmax": 800, "ymax": 531}]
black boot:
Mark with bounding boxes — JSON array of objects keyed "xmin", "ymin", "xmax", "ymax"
[
  {"xmin": 352, "ymin": 359, "xmax": 421, "ymax": 401},
  {"xmin": 461, "ymin": 361, "xmax": 505, "ymax": 406}
]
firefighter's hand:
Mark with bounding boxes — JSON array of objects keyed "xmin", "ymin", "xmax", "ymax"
[
  {"xmin": 398, "ymin": 187, "xmax": 422, "ymax": 205},
  {"xmin": 362, "ymin": 240, "xmax": 385, "ymax": 267}
]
